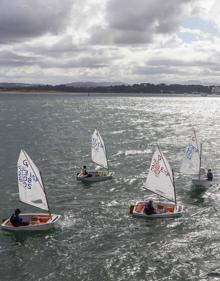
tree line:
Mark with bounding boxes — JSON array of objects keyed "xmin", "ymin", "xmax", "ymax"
[{"xmin": 0, "ymin": 83, "xmax": 213, "ymax": 94}]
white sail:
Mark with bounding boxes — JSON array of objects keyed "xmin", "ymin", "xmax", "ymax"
[
  {"xmin": 180, "ymin": 130, "xmax": 200, "ymax": 175},
  {"xmin": 145, "ymin": 148, "xmax": 175, "ymax": 202},
  {"xmin": 17, "ymin": 150, "xmax": 49, "ymax": 211},
  {"xmin": 91, "ymin": 129, "xmax": 108, "ymax": 169}
]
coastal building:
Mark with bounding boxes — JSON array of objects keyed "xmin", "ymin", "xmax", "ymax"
[{"xmin": 211, "ymin": 86, "xmax": 220, "ymax": 94}]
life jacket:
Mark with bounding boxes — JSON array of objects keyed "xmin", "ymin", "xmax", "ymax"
[{"xmin": 10, "ymin": 214, "xmax": 21, "ymax": 226}]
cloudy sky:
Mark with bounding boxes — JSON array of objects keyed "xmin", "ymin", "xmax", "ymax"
[{"xmin": 1, "ymin": 0, "xmax": 220, "ymax": 85}]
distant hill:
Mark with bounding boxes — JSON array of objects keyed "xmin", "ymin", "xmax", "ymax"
[
  {"xmin": 0, "ymin": 81, "xmax": 125, "ymax": 88},
  {"xmin": 0, "ymin": 81, "xmax": 215, "ymax": 95},
  {"xmin": 0, "ymin": 82, "xmax": 42, "ymax": 88},
  {"xmin": 64, "ymin": 81, "xmax": 125, "ymax": 87}
]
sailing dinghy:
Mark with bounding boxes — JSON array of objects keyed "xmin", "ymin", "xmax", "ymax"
[
  {"xmin": 77, "ymin": 129, "xmax": 113, "ymax": 183},
  {"xmin": 180, "ymin": 129, "xmax": 212, "ymax": 189},
  {"xmin": 129, "ymin": 147, "xmax": 183, "ymax": 219},
  {"xmin": 1, "ymin": 150, "xmax": 61, "ymax": 232}
]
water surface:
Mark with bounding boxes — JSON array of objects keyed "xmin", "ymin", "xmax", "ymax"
[{"xmin": 0, "ymin": 93, "xmax": 220, "ymax": 281}]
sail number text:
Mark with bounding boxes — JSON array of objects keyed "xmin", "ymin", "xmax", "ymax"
[
  {"xmin": 151, "ymin": 158, "xmax": 170, "ymax": 177},
  {"xmin": 18, "ymin": 165, "xmax": 38, "ymax": 189}
]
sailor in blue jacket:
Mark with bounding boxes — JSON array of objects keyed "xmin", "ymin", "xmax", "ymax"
[
  {"xmin": 10, "ymin": 209, "xmax": 29, "ymax": 227},
  {"xmin": 144, "ymin": 200, "xmax": 156, "ymax": 215},
  {"xmin": 207, "ymin": 169, "xmax": 213, "ymax": 181}
]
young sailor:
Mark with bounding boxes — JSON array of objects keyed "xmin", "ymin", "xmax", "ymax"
[
  {"xmin": 10, "ymin": 209, "xmax": 29, "ymax": 227},
  {"xmin": 207, "ymin": 169, "xmax": 213, "ymax": 181},
  {"xmin": 80, "ymin": 166, "xmax": 88, "ymax": 177},
  {"xmin": 144, "ymin": 200, "xmax": 156, "ymax": 215}
]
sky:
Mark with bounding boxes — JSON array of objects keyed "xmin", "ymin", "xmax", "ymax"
[{"xmin": 1, "ymin": 0, "xmax": 220, "ymax": 85}]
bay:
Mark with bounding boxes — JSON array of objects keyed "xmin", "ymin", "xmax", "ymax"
[{"xmin": 0, "ymin": 93, "xmax": 220, "ymax": 281}]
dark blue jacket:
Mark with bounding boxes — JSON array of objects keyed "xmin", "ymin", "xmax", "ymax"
[
  {"xmin": 144, "ymin": 202, "xmax": 156, "ymax": 215},
  {"xmin": 207, "ymin": 172, "xmax": 213, "ymax": 181},
  {"xmin": 10, "ymin": 213, "xmax": 23, "ymax": 226}
]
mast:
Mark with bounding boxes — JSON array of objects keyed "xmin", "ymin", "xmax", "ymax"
[
  {"xmin": 98, "ymin": 130, "xmax": 109, "ymax": 171},
  {"xmin": 193, "ymin": 128, "xmax": 199, "ymax": 150},
  {"xmin": 193, "ymin": 128, "xmax": 201, "ymax": 178},
  {"xmin": 39, "ymin": 171, "xmax": 52, "ymax": 217},
  {"xmin": 199, "ymin": 143, "xmax": 202, "ymax": 180},
  {"xmin": 102, "ymin": 135, "xmax": 109, "ymax": 172},
  {"xmin": 172, "ymin": 168, "xmax": 177, "ymax": 205}
]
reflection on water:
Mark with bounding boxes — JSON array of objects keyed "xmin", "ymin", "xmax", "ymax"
[{"xmin": 188, "ymin": 188, "xmax": 206, "ymax": 204}]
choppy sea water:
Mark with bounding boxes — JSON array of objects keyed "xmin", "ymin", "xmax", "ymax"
[{"xmin": 1, "ymin": 93, "xmax": 220, "ymax": 281}]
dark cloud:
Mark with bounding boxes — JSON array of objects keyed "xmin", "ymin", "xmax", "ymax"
[
  {"xmin": 90, "ymin": 0, "xmax": 193, "ymax": 45},
  {"xmin": 0, "ymin": 50, "xmax": 39, "ymax": 66},
  {"xmin": 146, "ymin": 57, "xmax": 219, "ymax": 68},
  {"xmin": 0, "ymin": 48, "xmax": 111, "ymax": 69},
  {"xmin": 134, "ymin": 65, "xmax": 187, "ymax": 76},
  {"xmin": 0, "ymin": 0, "xmax": 73, "ymax": 44},
  {"xmin": 21, "ymin": 36, "xmax": 84, "ymax": 58},
  {"xmin": 133, "ymin": 55, "xmax": 220, "ymax": 78}
]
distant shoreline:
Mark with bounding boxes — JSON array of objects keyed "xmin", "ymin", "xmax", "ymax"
[
  {"xmin": 0, "ymin": 89, "xmax": 217, "ymax": 97},
  {"xmin": 0, "ymin": 82, "xmax": 215, "ymax": 96}
]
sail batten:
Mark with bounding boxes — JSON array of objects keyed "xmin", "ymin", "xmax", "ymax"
[
  {"xmin": 145, "ymin": 148, "xmax": 175, "ymax": 202},
  {"xmin": 91, "ymin": 129, "xmax": 108, "ymax": 170},
  {"xmin": 17, "ymin": 150, "xmax": 49, "ymax": 211},
  {"xmin": 180, "ymin": 130, "xmax": 200, "ymax": 175}
]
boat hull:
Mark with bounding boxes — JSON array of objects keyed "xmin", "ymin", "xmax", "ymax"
[
  {"xmin": 191, "ymin": 179, "xmax": 212, "ymax": 189},
  {"xmin": 129, "ymin": 201, "xmax": 183, "ymax": 219},
  {"xmin": 76, "ymin": 171, "xmax": 113, "ymax": 183},
  {"xmin": 1, "ymin": 213, "xmax": 61, "ymax": 232}
]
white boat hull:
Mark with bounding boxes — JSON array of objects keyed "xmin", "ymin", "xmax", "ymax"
[
  {"xmin": 129, "ymin": 201, "xmax": 183, "ymax": 219},
  {"xmin": 76, "ymin": 170, "xmax": 113, "ymax": 183},
  {"xmin": 191, "ymin": 179, "xmax": 212, "ymax": 189},
  {"xmin": 1, "ymin": 213, "xmax": 61, "ymax": 232}
]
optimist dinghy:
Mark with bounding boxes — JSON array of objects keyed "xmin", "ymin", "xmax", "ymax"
[
  {"xmin": 77, "ymin": 129, "xmax": 113, "ymax": 183},
  {"xmin": 129, "ymin": 147, "xmax": 183, "ymax": 219},
  {"xmin": 180, "ymin": 129, "xmax": 212, "ymax": 189},
  {"xmin": 1, "ymin": 150, "xmax": 61, "ymax": 232}
]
